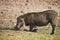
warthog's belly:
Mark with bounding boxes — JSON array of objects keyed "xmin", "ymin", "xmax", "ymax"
[{"xmin": 34, "ymin": 19, "xmax": 49, "ymax": 26}]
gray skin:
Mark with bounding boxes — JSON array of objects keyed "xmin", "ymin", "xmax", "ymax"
[{"xmin": 15, "ymin": 10, "xmax": 58, "ymax": 35}]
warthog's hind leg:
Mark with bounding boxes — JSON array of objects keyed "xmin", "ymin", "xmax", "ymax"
[{"xmin": 50, "ymin": 21, "xmax": 56, "ymax": 35}]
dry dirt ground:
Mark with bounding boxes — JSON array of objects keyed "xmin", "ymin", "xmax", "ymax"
[{"xmin": 0, "ymin": 26, "xmax": 60, "ymax": 40}]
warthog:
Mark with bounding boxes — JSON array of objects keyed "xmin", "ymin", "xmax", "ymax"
[{"xmin": 15, "ymin": 10, "xmax": 58, "ymax": 35}]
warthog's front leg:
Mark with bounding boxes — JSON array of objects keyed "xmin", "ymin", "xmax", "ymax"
[{"xmin": 29, "ymin": 25, "xmax": 37, "ymax": 32}]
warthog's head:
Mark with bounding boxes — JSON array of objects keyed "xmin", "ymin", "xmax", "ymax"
[{"xmin": 15, "ymin": 15, "xmax": 24, "ymax": 30}]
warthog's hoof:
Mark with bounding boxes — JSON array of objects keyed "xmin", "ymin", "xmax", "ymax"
[
  {"xmin": 50, "ymin": 33, "xmax": 54, "ymax": 35},
  {"xmin": 32, "ymin": 29, "xmax": 37, "ymax": 32},
  {"xmin": 29, "ymin": 29, "xmax": 38, "ymax": 32},
  {"xmin": 14, "ymin": 27, "xmax": 20, "ymax": 30}
]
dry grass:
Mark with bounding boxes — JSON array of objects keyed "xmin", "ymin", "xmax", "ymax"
[{"xmin": 0, "ymin": 27, "xmax": 60, "ymax": 40}]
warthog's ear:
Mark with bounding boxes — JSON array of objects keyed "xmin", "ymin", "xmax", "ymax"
[{"xmin": 20, "ymin": 18, "xmax": 24, "ymax": 21}]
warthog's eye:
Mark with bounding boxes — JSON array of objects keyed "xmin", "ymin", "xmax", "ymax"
[{"xmin": 20, "ymin": 20, "xmax": 23, "ymax": 22}]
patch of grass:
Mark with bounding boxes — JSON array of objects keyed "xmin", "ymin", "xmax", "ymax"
[
  {"xmin": 0, "ymin": 27, "xmax": 60, "ymax": 40},
  {"xmin": 0, "ymin": 30, "xmax": 60, "ymax": 40}
]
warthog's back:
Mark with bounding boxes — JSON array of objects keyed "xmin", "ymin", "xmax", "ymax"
[{"xmin": 24, "ymin": 10, "xmax": 58, "ymax": 26}]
